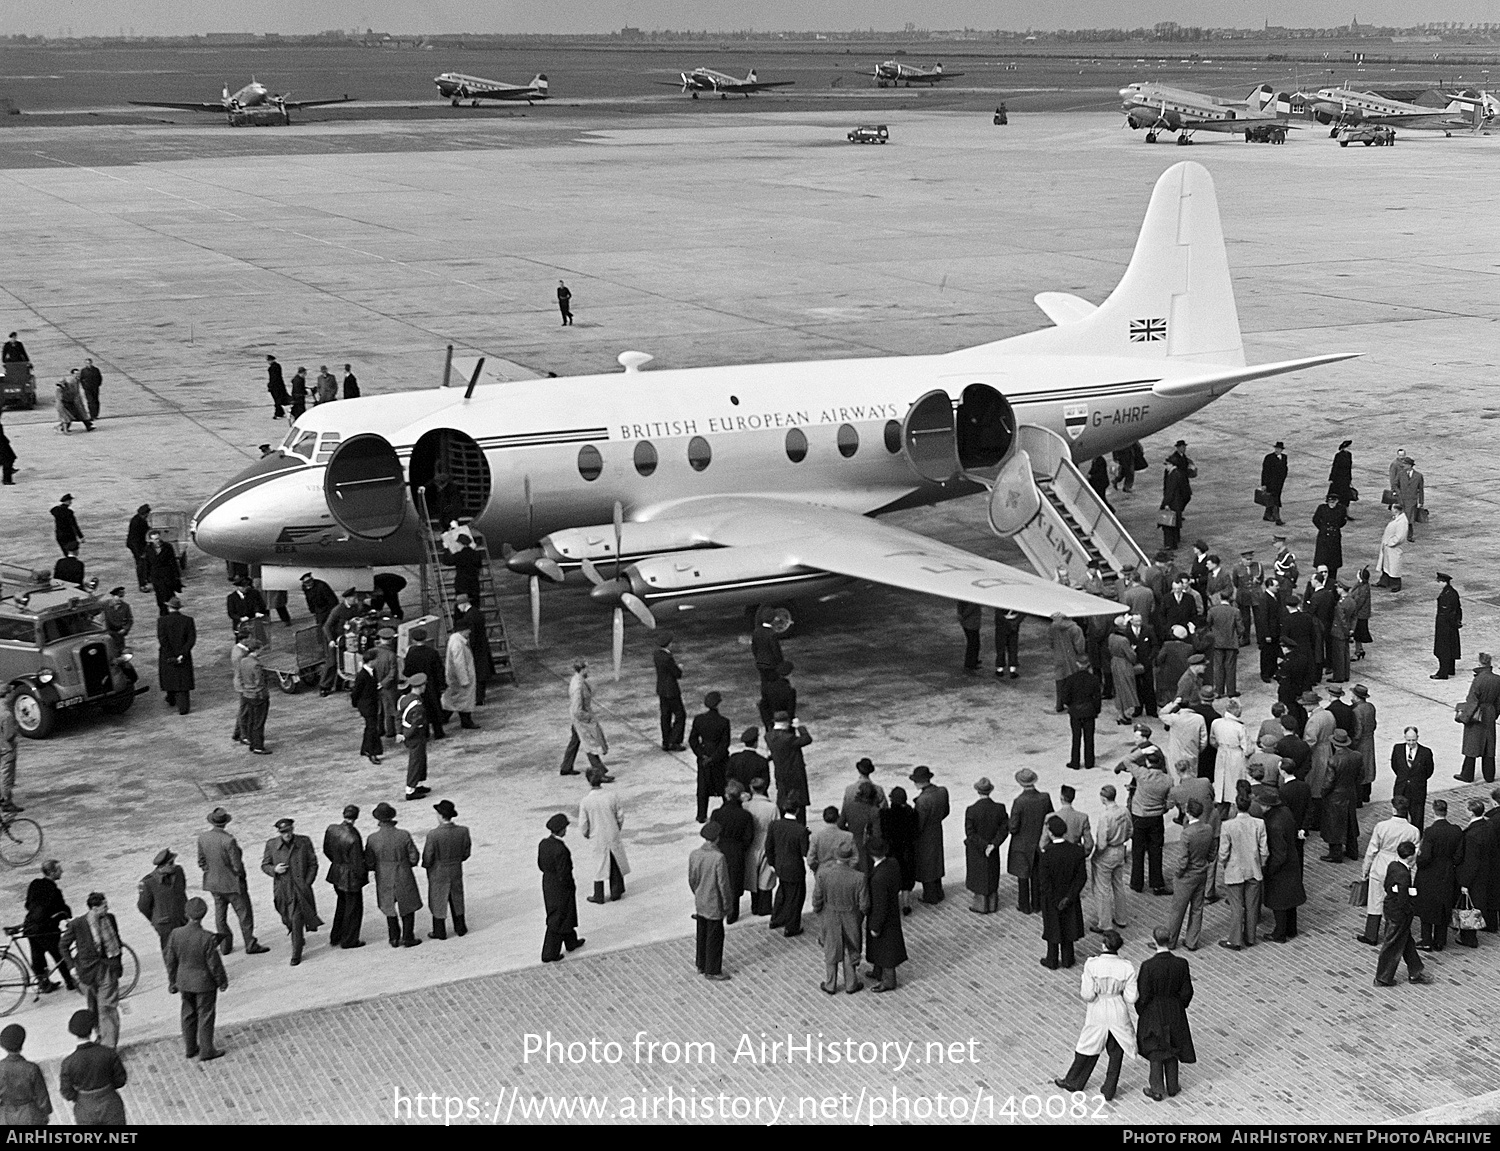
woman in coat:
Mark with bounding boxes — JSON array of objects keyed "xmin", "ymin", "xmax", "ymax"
[
  {"xmin": 1356, "ymin": 796, "xmax": 1421, "ymax": 943},
  {"xmin": 578, "ymin": 766, "xmax": 630, "ymax": 903},
  {"xmin": 1038, "ymin": 816, "xmax": 1088, "ymax": 968},
  {"xmin": 1135, "ymin": 928, "xmax": 1196, "ymax": 1101},
  {"xmin": 839, "ymin": 780, "xmax": 883, "ymax": 876},
  {"xmin": 1108, "ymin": 624, "xmax": 1140, "ymax": 723},
  {"xmin": 1312, "ymin": 496, "xmax": 1346, "ymax": 574},
  {"xmin": 1348, "ymin": 567, "xmax": 1373, "ymax": 657},
  {"xmin": 1053, "ymin": 929, "xmax": 1138, "ymax": 1100},
  {"xmin": 1376, "ymin": 508, "xmax": 1408, "ymax": 593},
  {"xmin": 963, "ymin": 778, "xmax": 1009, "ymax": 914},
  {"xmin": 883, "ymin": 787, "xmax": 920, "ymax": 914},
  {"xmin": 441, "ymin": 627, "xmax": 477, "ymax": 729}
]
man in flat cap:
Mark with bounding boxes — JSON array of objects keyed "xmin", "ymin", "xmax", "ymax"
[
  {"xmin": 1259, "ymin": 441, "xmax": 1288, "ymax": 526},
  {"xmin": 0, "ymin": 1023, "xmax": 51, "ymax": 1124},
  {"xmin": 196, "ymin": 808, "xmax": 268, "ymax": 956},
  {"xmin": 365, "ymin": 803, "xmax": 423, "ymax": 948},
  {"xmin": 59, "ymin": 1010, "xmax": 127, "ymax": 1125},
  {"xmin": 163, "ymin": 897, "xmax": 228, "ymax": 1060},
  {"xmin": 812, "ymin": 840, "xmax": 868, "ymax": 994},
  {"xmin": 396, "ymin": 672, "xmax": 432, "ymax": 800},
  {"xmin": 237, "ymin": 636, "xmax": 271, "ymax": 754},
  {"xmin": 403, "ymin": 627, "xmax": 447, "ymax": 740},
  {"xmin": 422, "ymin": 799, "xmax": 472, "ymax": 939},
  {"xmin": 688, "ymin": 690, "xmax": 730, "ymax": 823},
  {"xmin": 136, "ymin": 848, "xmax": 188, "ymax": 954},
  {"xmin": 323, "ymin": 804, "xmax": 368, "ymax": 949},
  {"xmin": 689, "ymin": 822, "xmax": 733, "ymax": 980},
  {"xmin": 60, "ymin": 895, "xmax": 123, "ymax": 1049},
  {"xmin": 318, "ymin": 587, "xmax": 363, "ymax": 696},
  {"xmin": 1008, "ymin": 768, "xmax": 1055, "ymax": 914},
  {"xmin": 539, "ymin": 813, "xmax": 584, "ymax": 962},
  {"xmin": 156, "ymin": 595, "xmax": 196, "ymax": 714},
  {"xmin": 1432, "ymin": 573, "xmax": 1463, "ymax": 681},
  {"xmin": 262, "ymin": 818, "xmax": 322, "ymax": 966},
  {"xmin": 653, "ymin": 631, "xmax": 687, "ymax": 752}
]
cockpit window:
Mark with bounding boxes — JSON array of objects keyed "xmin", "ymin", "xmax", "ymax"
[{"xmin": 288, "ymin": 430, "xmax": 318, "ymax": 460}]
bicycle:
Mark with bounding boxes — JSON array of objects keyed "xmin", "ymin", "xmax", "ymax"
[
  {"xmin": 0, "ymin": 810, "xmax": 42, "ymax": 867},
  {"xmin": 0, "ymin": 926, "xmax": 140, "ymax": 1017}
]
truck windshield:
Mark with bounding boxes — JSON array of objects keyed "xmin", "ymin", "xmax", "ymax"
[{"xmin": 41, "ymin": 610, "xmax": 105, "ymax": 643}]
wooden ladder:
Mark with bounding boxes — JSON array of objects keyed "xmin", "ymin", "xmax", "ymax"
[{"xmin": 416, "ymin": 492, "xmax": 517, "ymax": 686}]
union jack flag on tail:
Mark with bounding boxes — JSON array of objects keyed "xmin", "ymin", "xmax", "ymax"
[{"xmin": 1130, "ymin": 317, "xmax": 1167, "ymax": 342}]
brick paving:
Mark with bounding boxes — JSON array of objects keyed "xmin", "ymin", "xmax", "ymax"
[{"xmin": 75, "ymin": 783, "xmax": 1500, "ymax": 1126}]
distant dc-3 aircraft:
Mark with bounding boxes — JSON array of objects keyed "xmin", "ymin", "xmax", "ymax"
[
  {"xmin": 192, "ymin": 163, "xmax": 1356, "ymax": 673},
  {"xmin": 1120, "ymin": 82, "xmax": 1296, "ymax": 143},
  {"xmin": 874, "ymin": 60, "xmax": 962, "ymax": 87},
  {"xmin": 128, "ymin": 79, "xmax": 356, "ymax": 123},
  {"xmin": 662, "ymin": 68, "xmax": 795, "ymax": 99},
  {"xmin": 1293, "ymin": 85, "xmax": 1489, "ymax": 136},
  {"xmin": 433, "ymin": 72, "xmax": 549, "ymax": 106}
]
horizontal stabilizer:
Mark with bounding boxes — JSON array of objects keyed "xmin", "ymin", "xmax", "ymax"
[
  {"xmin": 1034, "ymin": 292, "xmax": 1098, "ymax": 326},
  {"xmin": 1151, "ymin": 352, "xmax": 1360, "ymax": 399}
]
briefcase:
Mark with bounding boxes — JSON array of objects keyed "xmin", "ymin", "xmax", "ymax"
[
  {"xmin": 1381, "ymin": 489, "xmax": 1397, "ymax": 506},
  {"xmin": 1416, "ymin": 507, "xmax": 1430, "ymax": 523},
  {"xmin": 1452, "ymin": 893, "xmax": 1484, "ymax": 932},
  {"xmin": 1347, "ymin": 485, "xmax": 1359, "ymax": 502},
  {"xmin": 1348, "ymin": 879, "xmax": 1368, "ymax": 908},
  {"xmin": 1156, "ymin": 509, "xmax": 1178, "ymax": 528},
  {"xmin": 1253, "ymin": 488, "xmax": 1274, "ymax": 507}
]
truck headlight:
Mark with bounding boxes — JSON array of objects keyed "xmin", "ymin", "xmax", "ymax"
[{"xmin": 37, "ymin": 670, "xmax": 54, "ymax": 684}]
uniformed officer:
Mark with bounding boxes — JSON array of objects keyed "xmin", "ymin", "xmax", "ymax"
[
  {"xmin": 136, "ymin": 848, "xmax": 188, "ymax": 954},
  {"xmin": 260, "ymin": 818, "xmax": 322, "ymax": 967},
  {"xmin": 1231, "ymin": 548, "xmax": 1264, "ymax": 646},
  {"xmin": 397, "ymin": 673, "xmax": 432, "ymax": 800},
  {"xmin": 421, "ymin": 799, "xmax": 471, "ymax": 940},
  {"xmin": 102, "ymin": 587, "xmax": 133, "ymax": 647},
  {"xmin": 372, "ymin": 629, "xmax": 399, "ymax": 738},
  {"xmin": 1272, "ymin": 535, "xmax": 1299, "ymax": 592}
]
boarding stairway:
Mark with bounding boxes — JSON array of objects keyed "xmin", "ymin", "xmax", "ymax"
[
  {"xmin": 989, "ymin": 425, "xmax": 1150, "ymax": 593},
  {"xmin": 415, "ymin": 491, "xmax": 518, "ymax": 685}
]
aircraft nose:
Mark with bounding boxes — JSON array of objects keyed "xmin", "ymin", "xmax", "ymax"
[{"xmin": 191, "ymin": 452, "xmax": 307, "ymax": 563}]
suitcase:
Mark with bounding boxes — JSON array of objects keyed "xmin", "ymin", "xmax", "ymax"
[{"xmin": 1254, "ymin": 488, "xmax": 1274, "ymax": 507}]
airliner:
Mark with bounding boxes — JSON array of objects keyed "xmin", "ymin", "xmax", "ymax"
[
  {"xmin": 433, "ymin": 72, "xmax": 549, "ymax": 106},
  {"xmin": 874, "ymin": 61, "xmax": 963, "ymax": 87},
  {"xmin": 129, "ymin": 79, "xmax": 356, "ymax": 123}
]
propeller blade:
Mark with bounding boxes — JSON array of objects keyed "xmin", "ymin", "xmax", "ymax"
[
  {"xmin": 612, "ymin": 607, "xmax": 625, "ymax": 680},
  {"xmin": 621, "ymin": 592, "xmax": 656, "ymax": 629},
  {"xmin": 612, "ymin": 500, "xmax": 624, "ymax": 579},
  {"xmin": 580, "ymin": 557, "xmax": 605, "ymax": 586},
  {"xmin": 535, "ymin": 557, "xmax": 565, "ymax": 583},
  {"xmin": 523, "ymin": 474, "xmax": 535, "ymax": 542},
  {"xmin": 500, "ymin": 541, "xmax": 516, "ymax": 560},
  {"xmin": 530, "ymin": 575, "xmax": 542, "ymax": 646}
]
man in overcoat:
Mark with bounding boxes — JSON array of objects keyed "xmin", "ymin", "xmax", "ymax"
[
  {"xmin": 422, "ymin": 799, "xmax": 472, "ymax": 939},
  {"xmin": 163, "ymin": 897, "xmax": 228, "ymax": 1060},
  {"xmin": 402, "ymin": 629, "xmax": 447, "ymax": 739},
  {"xmin": 765, "ymin": 712, "xmax": 811, "ymax": 823},
  {"xmin": 865, "ymin": 838, "xmax": 907, "ymax": 992},
  {"xmin": 322, "ymin": 804, "xmax": 368, "ymax": 949},
  {"xmin": 1048, "ymin": 612, "xmax": 1087, "ymax": 712},
  {"xmin": 156, "ymin": 597, "xmax": 196, "ymax": 714},
  {"xmin": 143, "ymin": 529, "xmax": 182, "ymax": 614},
  {"xmin": 136, "ymin": 848, "xmax": 188, "ymax": 954},
  {"xmin": 1259, "ymin": 791, "xmax": 1306, "ymax": 942},
  {"xmin": 709, "ymin": 781, "xmax": 754, "ymax": 923},
  {"xmin": 538, "ymin": 814, "xmax": 584, "ymax": 962},
  {"xmin": 652, "ymin": 631, "xmax": 686, "ymax": 751},
  {"xmin": 910, "ymin": 765, "xmax": 950, "ymax": 904},
  {"xmin": 1038, "ymin": 815, "xmax": 1088, "ymax": 969},
  {"xmin": 1008, "ymin": 768, "xmax": 1054, "ymax": 914},
  {"xmin": 765, "ymin": 800, "xmax": 811, "ymax": 936},
  {"xmin": 1312, "ymin": 495, "xmax": 1347, "ymax": 586},
  {"xmin": 1431, "ymin": 572, "xmax": 1462, "ymax": 680},
  {"xmin": 688, "ymin": 691, "xmax": 731, "ymax": 822},
  {"xmin": 261, "ymin": 818, "xmax": 322, "ymax": 966},
  {"xmin": 812, "ymin": 841, "xmax": 868, "ymax": 994},
  {"xmin": 1136, "ymin": 925, "xmax": 1196, "ymax": 1100},
  {"xmin": 1059, "ymin": 658, "xmax": 1102, "ymax": 770},
  {"xmin": 1259, "ymin": 441, "xmax": 1288, "ymax": 526},
  {"xmin": 364, "ymin": 803, "xmax": 422, "ymax": 948},
  {"xmin": 578, "ymin": 768, "xmax": 628, "ymax": 905},
  {"xmin": 1457, "ymin": 653, "xmax": 1500, "ymax": 783},
  {"xmin": 963, "ymin": 777, "xmax": 1009, "ymax": 913},
  {"xmin": 1414, "ymin": 799, "xmax": 1462, "ymax": 952},
  {"xmin": 688, "ymin": 822, "xmax": 733, "ymax": 980}
]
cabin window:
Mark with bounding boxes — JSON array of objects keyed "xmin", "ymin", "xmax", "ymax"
[
  {"xmin": 633, "ymin": 440, "xmax": 658, "ymax": 477},
  {"xmin": 837, "ymin": 423, "xmax": 859, "ymax": 459},
  {"xmin": 577, "ymin": 445, "xmax": 603, "ymax": 482},
  {"xmin": 687, "ymin": 436, "xmax": 712, "ymax": 472},
  {"xmin": 785, "ymin": 428, "xmax": 808, "ymax": 463},
  {"xmin": 884, "ymin": 419, "xmax": 902, "ymax": 454}
]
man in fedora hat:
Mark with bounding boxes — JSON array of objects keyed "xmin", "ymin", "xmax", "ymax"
[
  {"xmin": 136, "ymin": 848, "xmax": 188, "ymax": 954},
  {"xmin": 1457, "ymin": 653, "xmax": 1500, "ymax": 784},
  {"xmin": 365, "ymin": 803, "xmax": 422, "ymax": 948},
  {"xmin": 196, "ymin": 809, "xmax": 267, "ymax": 956},
  {"xmin": 396, "ymin": 672, "xmax": 432, "ymax": 801},
  {"xmin": 50, "ymin": 492, "xmax": 82, "ymax": 555},
  {"xmin": 652, "ymin": 631, "xmax": 686, "ymax": 752},
  {"xmin": 423, "ymin": 799, "xmax": 472, "ymax": 939},
  {"xmin": 58, "ymin": 1009, "xmax": 127, "ymax": 1125},
  {"xmin": 812, "ymin": 840, "xmax": 868, "ymax": 994},
  {"xmin": 910, "ymin": 766, "xmax": 951, "ymax": 905},
  {"xmin": 688, "ymin": 691, "xmax": 731, "ymax": 823},
  {"xmin": 1260, "ymin": 441, "xmax": 1288, "ymax": 525},
  {"xmin": 163, "ymin": 897, "xmax": 228, "ymax": 1061},
  {"xmin": 156, "ymin": 595, "xmax": 196, "ymax": 714},
  {"xmin": 1320, "ymin": 730, "xmax": 1363, "ymax": 863},
  {"xmin": 1008, "ymin": 768, "xmax": 1055, "ymax": 914},
  {"xmin": 1351, "ymin": 684, "xmax": 1378, "ymax": 805},
  {"xmin": 225, "ymin": 574, "xmax": 268, "ymax": 632},
  {"xmin": 322, "ymin": 805, "xmax": 368, "ymax": 949},
  {"xmin": 261, "ymin": 818, "xmax": 322, "ymax": 966},
  {"xmin": 759, "ymin": 659, "xmax": 797, "ymax": 733},
  {"xmin": 266, "ymin": 353, "xmax": 289, "ymax": 418},
  {"xmin": 1431, "ymin": 572, "xmax": 1462, "ymax": 680},
  {"xmin": 964, "ymin": 777, "xmax": 1009, "ymax": 914},
  {"xmin": 539, "ymin": 814, "xmax": 585, "ymax": 963},
  {"xmin": 126, "ymin": 504, "xmax": 152, "ymax": 590},
  {"xmin": 865, "ymin": 837, "xmax": 908, "ymax": 992}
]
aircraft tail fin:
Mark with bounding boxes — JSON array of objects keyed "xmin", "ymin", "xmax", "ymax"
[
  {"xmin": 1248, "ymin": 84, "xmax": 1274, "ymax": 110},
  {"xmin": 967, "ymin": 161, "xmax": 1244, "ymax": 367},
  {"xmin": 747, "ymin": 69, "xmax": 758, "ymax": 83},
  {"xmin": 533, "ymin": 74, "xmax": 549, "ymax": 92}
]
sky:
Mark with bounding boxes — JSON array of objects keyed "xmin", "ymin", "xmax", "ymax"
[{"xmin": 7, "ymin": 0, "xmax": 1494, "ymax": 37}]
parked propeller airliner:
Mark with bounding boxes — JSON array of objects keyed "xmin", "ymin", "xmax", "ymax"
[
  {"xmin": 1294, "ymin": 86, "xmax": 1488, "ymax": 136},
  {"xmin": 129, "ymin": 79, "xmax": 356, "ymax": 123},
  {"xmin": 433, "ymin": 72, "xmax": 549, "ymax": 105},
  {"xmin": 191, "ymin": 163, "xmax": 1356, "ymax": 670},
  {"xmin": 874, "ymin": 61, "xmax": 962, "ymax": 86},
  {"xmin": 1120, "ymin": 83, "xmax": 1296, "ymax": 143},
  {"xmin": 663, "ymin": 68, "xmax": 795, "ymax": 99}
]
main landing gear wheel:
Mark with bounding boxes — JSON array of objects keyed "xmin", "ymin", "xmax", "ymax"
[
  {"xmin": 1176, "ymin": 135, "xmax": 1193, "ymax": 145},
  {"xmin": 1144, "ymin": 131, "xmax": 1157, "ymax": 143}
]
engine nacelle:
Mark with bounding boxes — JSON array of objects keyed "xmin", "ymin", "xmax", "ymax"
[{"xmin": 620, "ymin": 547, "xmax": 847, "ymax": 618}]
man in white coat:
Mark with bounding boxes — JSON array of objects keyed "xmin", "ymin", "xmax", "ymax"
[
  {"xmin": 1377, "ymin": 505, "xmax": 1408, "ymax": 593},
  {"xmin": 441, "ymin": 627, "xmax": 478, "ymax": 730},
  {"xmin": 1053, "ymin": 929, "xmax": 1138, "ymax": 1102},
  {"xmin": 579, "ymin": 765, "xmax": 629, "ymax": 904},
  {"xmin": 1208, "ymin": 699, "xmax": 1251, "ymax": 898},
  {"xmin": 1356, "ymin": 794, "xmax": 1421, "ymax": 945}
]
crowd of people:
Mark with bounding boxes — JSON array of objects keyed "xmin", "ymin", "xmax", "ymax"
[{"xmin": 265, "ymin": 356, "xmax": 360, "ymax": 421}]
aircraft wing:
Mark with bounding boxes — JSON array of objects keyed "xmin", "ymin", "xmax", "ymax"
[
  {"xmin": 126, "ymin": 100, "xmax": 229, "ymax": 112},
  {"xmin": 640, "ymin": 496, "xmax": 1121, "ymax": 617},
  {"xmin": 744, "ymin": 80, "xmax": 796, "ymax": 91},
  {"xmin": 283, "ymin": 95, "xmax": 357, "ymax": 109}
]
